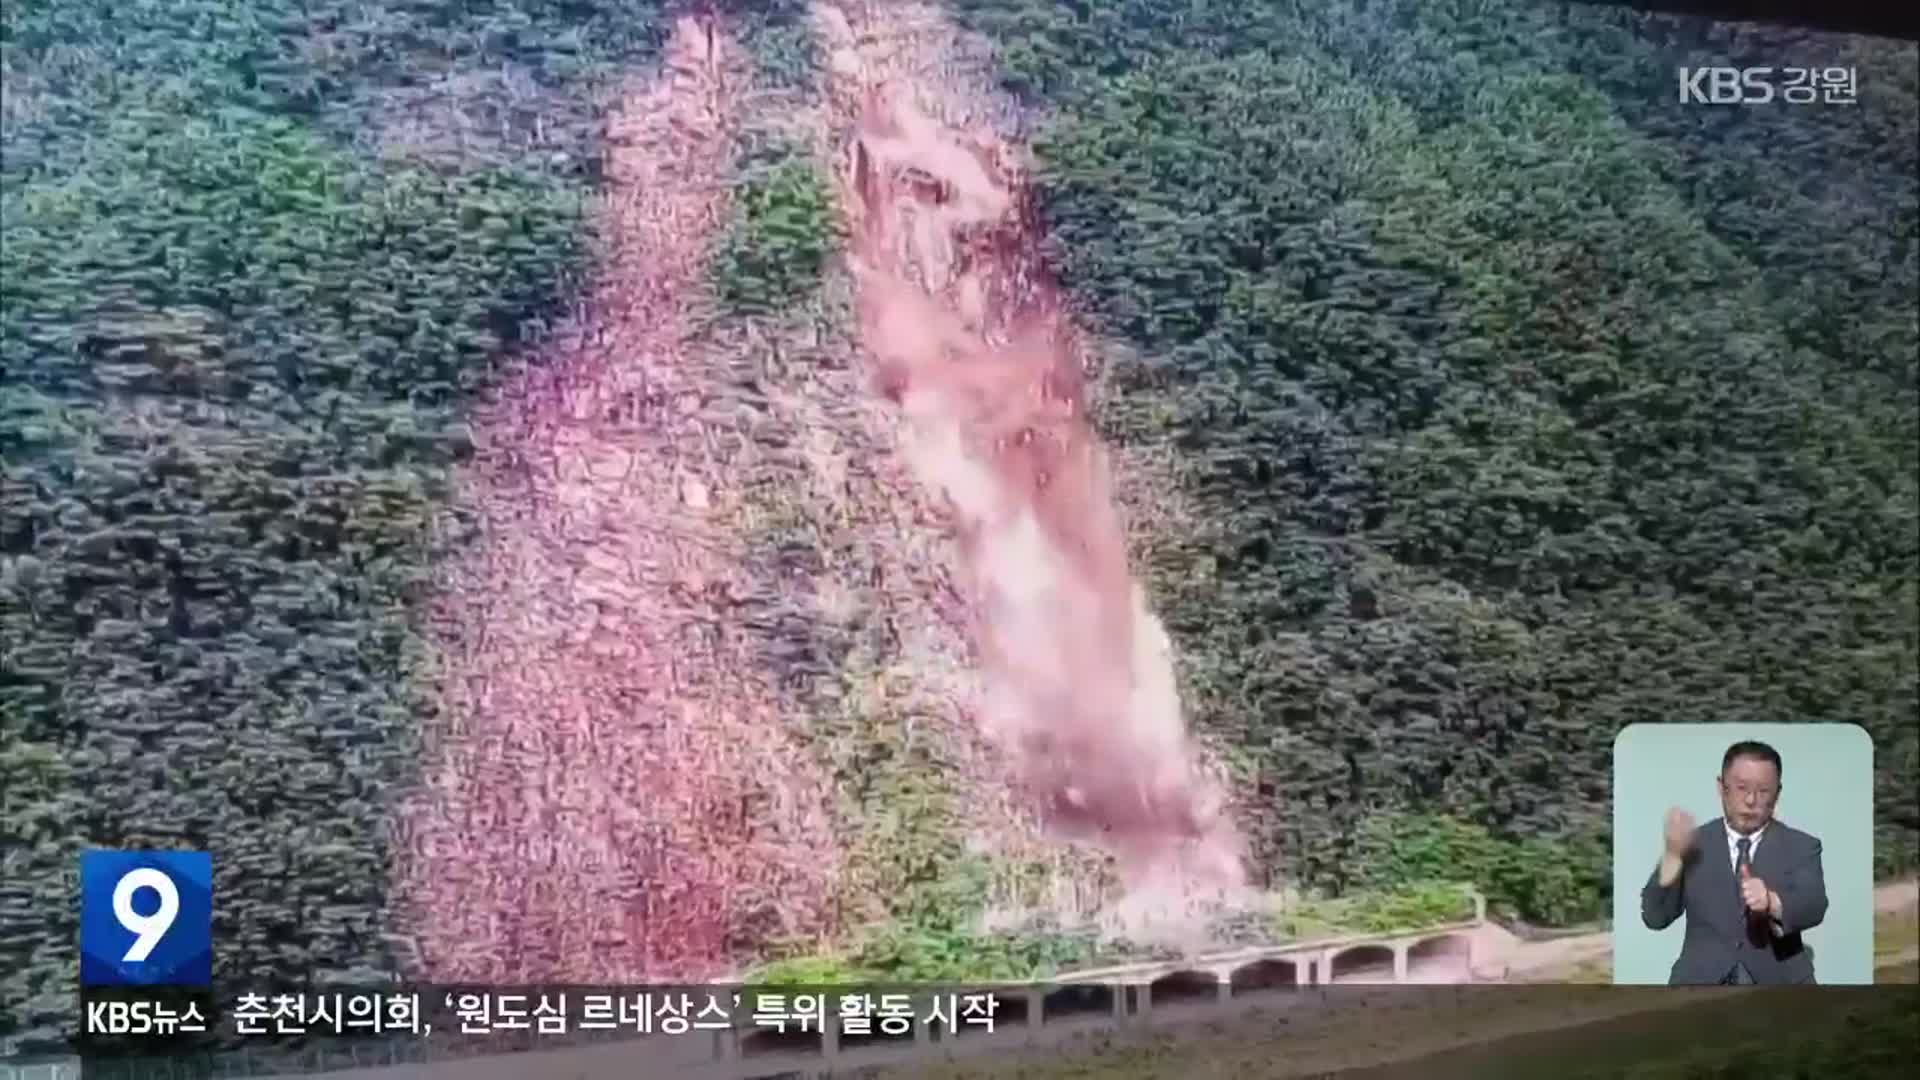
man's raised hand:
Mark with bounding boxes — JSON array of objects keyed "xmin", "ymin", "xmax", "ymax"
[
  {"xmin": 1664, "ymin": 807, "xmax": 1697, "ymax": 859},
  {"xmin": 1656, "ymin": 807, "xmax": 1696, "ymax": 887}
]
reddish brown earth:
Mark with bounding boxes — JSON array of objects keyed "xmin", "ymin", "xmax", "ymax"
[
  {"xmin": 819, "ymin": 0, "xmax": 1248, "ymax": 909},
  {"xmin": 390, "ymin": 15, "xmax": 841, "ymax": 983},
  {"xmin": 391, "ymin": 0, "xmax": 1253, "ymax": 983}
]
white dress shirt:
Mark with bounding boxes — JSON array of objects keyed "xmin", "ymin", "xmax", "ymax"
[{"xmin": 1725, "ymin": 820, "xmax": 1766, "ymax": 872}]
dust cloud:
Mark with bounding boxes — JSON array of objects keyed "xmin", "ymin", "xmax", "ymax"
[{"xmin": 830, "ymin": 35, "xmax": 1249, "ymax": 922}]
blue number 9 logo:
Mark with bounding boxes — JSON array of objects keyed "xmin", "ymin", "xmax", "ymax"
[{"xmin": 80, "ymin": 851, "xmax": 212, "ymax": 987}]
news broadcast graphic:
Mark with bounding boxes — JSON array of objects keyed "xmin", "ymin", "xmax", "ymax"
[
  {"xmin": 79, "ymin": 851, "xmax": 213, "ymax": 988},
  {"xmin": 77, "ymin": 987, "xmax": 1002, "ymax": 1043},
  {"xmin": 68, "ymin": 984, "xmax": 1012, "ymax": 1077},
  {"xmin": 45, "ymin": 985, "xmax": 1917, "ymax": 1080},
  {"xmin": 1611, "ymin": 724, "xmax": 1875, "ymax": 986}
]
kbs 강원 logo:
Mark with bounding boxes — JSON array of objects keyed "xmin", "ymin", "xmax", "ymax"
[
  {"xmin": 1678, "ymin": 67, "xmax": 1859, "ymax": 105},
  {"xmin": 79, "ymin": 851, "xmax": 212, "ymax": 987}
]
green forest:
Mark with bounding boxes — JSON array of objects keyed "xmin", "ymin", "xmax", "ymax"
[{"xmin": 3, "ymin": 0, "xmax": 1916, "ymax": 1061}]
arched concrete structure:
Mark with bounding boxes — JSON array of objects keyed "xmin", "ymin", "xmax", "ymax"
[
  {"xmin": 1229, "ymin": 956, "xmax": 1307, "ymax": 994},
  {"xmin": 264, "ymin": 894, "xmax": 1493, "ymax": 1078},
  {"xmin": 1145, "ymin": 969, "xmax": 1221, "ymax": 1011},
  {"xmin": 986, "ymin": 992, "xmax": 1031, "ymax": 1031},
  {"xmin": 1057, "ymin": 918, "xmax": 1483, "ymax": 994},
  {"xmin": 1039, "ymin": 982, "xmax": 1116, "ymax": 1027},
  {"xmin": 1326, "ymin": 943, "xmax": 1399, "ymax": 984},
  {"xmin": 1405, "ymin": 932, "xmax": 1476, "ymax": 984}
]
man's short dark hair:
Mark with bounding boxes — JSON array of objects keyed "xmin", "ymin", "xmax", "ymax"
[{"xmin": 1722, "ymin": 740, "xmax": 1783, "ymax": 780}]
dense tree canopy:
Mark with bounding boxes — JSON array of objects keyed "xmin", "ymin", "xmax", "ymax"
[
  {"xmin": 1, "ymin": 0, "xmax": 671, "ymax": 1048},
  {"xmin": 951, "ymin": 0, "xmax": 1918, "ymax": 896}
]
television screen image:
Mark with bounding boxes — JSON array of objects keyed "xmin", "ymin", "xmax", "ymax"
[{"xmin": 3, "ymin": 2, "xmax": 1915, "ymax": 1078}]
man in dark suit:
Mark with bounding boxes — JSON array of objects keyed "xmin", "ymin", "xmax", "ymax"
[{"xmin": 1641, "ymin": 739, "xmax": 1828, "ymax": 985}]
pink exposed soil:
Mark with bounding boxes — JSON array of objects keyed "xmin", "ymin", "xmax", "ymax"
[
  {"xmin": 390, "ymin": 17, "xmax": 840, "ymax": 983},
  {"xmin": 819, "ymin": 0, "xmax": 1248, "ymax": 905},
  {"xmin": 392, "ymin": 0, "xmax": 1256, "ymax": 979}
]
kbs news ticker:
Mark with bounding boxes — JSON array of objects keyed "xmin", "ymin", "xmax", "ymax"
[
  {"xmin": 85, "ymin": 990, "xmax": 1004, "ymax": 1039},
  {"xmin": 73, "ymin": 851, "xmax": 1003, "ymax": 1043}
]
